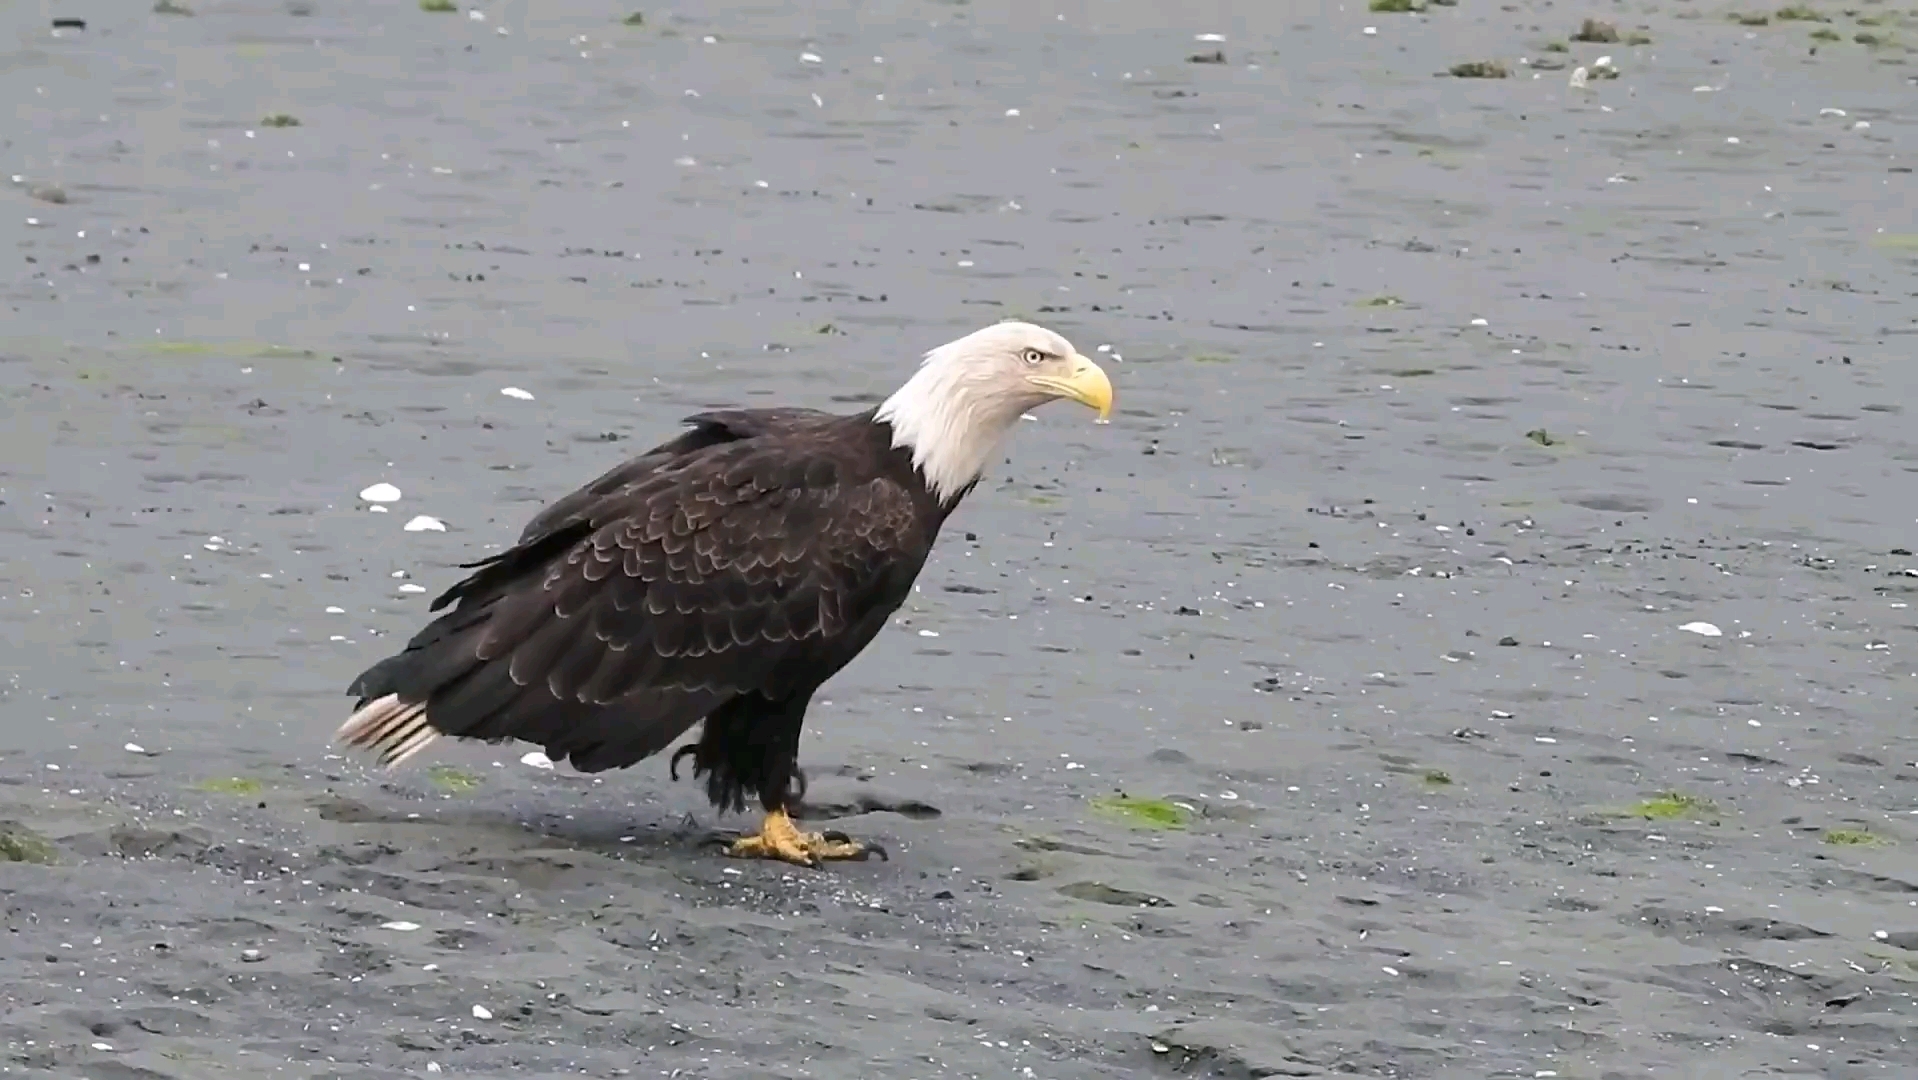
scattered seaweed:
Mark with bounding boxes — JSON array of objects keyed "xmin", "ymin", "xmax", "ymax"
[
  {"xmin": 1421, "ymin": 769, "xmax": 1454, "ymax": 788},
  {"xmin": 427, "ymin": 765, "xmax": 482, "ymax": 794},
  {"xmin": 260, "ymin": 113, "xmax": 301, "ymax": 128},
  {"xmin": 1811, "ymin": 25, "xmax": 1843, "ymax": 38},
  {"xmin": 1731, "ymin": 11, "xmax": 1772, "ymax": 24},
  {"xmin": 1370, "ymin": 0, "xmax": 1426, "ymax": 11},
  {"xmin": 1573, "ymin": 18, "xmax": 1620, "ymax": 41},
  {"xmin": 1356, "ymin": 294, "xmax": 1404, "ymax": 307},
  {"xmin": 1525, "ymin": 428, "xmax": 1559, "ymax": 446},
  {"xmin": 1617, "ymin": 792, "xmax": 1719, "ymax": 821},
  {"xmin": 152, "ymin": 0, "xmax": 193, "ymax": 14},
  {"xmin": 197, "ymin": 776, "xmax": 265, "ymax": 796},
  {"xmin": 1776, "ymin": 4, "xmax": 1831, "ymax": 20},
  {"xmin": 1090, "ymin": 794, "xmax": 1192, "ymax": 830},
  {"xmin": 1543, "ymin": 40, "xmax": 1571, "ymax": 51},
  {"xmin": 1824, "ymin": 828, "xmax": 1889, "ymax": 846},
  {"xmin": 622, "ymin": 11, "xmax": 645, "ymax": 24},
  {"xmin": 1449, "ymin": 60, "xmax": 1511, "ymax": 77},
  {"xmin": 0, "ymin": 824, "xmax": 58, "ymax": 864},
  {"xmin": 419, "ymin": 0, "xmax": 457, "ymax": 10}
]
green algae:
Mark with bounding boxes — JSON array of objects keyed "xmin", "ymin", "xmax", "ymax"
[{"xmin": 1090, "ymin": 794, "xmax": 1192, "ymax": 830}]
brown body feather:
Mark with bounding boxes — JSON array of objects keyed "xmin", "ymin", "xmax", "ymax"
[{"xmin": 339, "ymin": 406, "xmax": 971, "ymax": 815}]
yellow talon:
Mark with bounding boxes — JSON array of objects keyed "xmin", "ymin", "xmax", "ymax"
[{"xmin": 718, "ymin": 807, "xmax": 886, "ymax": 867}]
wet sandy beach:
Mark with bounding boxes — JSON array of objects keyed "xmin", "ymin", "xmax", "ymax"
[{"xmin": 4, "ymin": 0, "xmax": 1918, "ymax": 1075}]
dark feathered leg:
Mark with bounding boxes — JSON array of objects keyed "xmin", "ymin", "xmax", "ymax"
[{"xmin": 680, "ymin": 694, "xmax": 884, "ymax": 867}]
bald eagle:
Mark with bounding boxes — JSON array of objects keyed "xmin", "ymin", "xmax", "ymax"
[{"xmin": 335, "ymin": 321, "xmax": 1113, "ymax": 867}]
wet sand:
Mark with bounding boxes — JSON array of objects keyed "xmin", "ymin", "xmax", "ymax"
[{"xmin": 5, "ymin": 0, "xmax": 1918, "ymax": 1075}]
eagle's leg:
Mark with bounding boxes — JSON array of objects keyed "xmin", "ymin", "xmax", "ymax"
[{"xmin": 678, "ymin": 694, "xmax": 888, "ymax": 867}]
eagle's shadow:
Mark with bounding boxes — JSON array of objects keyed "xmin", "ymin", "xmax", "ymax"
[{"xmin": 313, "ymin": 778, "xmax": 941, "ymax": 866}]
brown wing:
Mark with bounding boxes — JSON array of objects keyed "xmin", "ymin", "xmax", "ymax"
[{"xmin": 347, "ymin": 420, "xmax": 930, "ymax": 773}]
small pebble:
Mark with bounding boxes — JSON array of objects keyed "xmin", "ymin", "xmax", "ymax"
[
  {"xmin": 500, "ymin": 386, "xmax": 534, "ymax": 401},
  {"xmin": 241, "ymin": 948, "xmax": 264, "ymax": 962},
  {"xmin": 403, "ymin": 515, "xmax": 447, "ymax": 532},
  {"xmin": 521, "ymin": 751, "xmax": 555, "ymax": 770},
  {"xmin": 472, "ymin": 1004, "xmax": 493, "ymax": 1020},
  {"xmin": 359, "ymin": 483, "xmax": 402, "ymax": 503},
  {"xmin": 380, "ymin": 920, "xmax": 422, "ymax": 931},
  {"xmin": 1679, "ymin": 621, "xmax": 1723, "ymax": 637}
]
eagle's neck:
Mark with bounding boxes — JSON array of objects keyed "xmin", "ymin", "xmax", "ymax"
[{"xmin": 873, "ymin": 350, "xmax": 1025, "ymax": 506}]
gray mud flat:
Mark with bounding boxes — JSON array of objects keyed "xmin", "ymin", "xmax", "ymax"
[{"xmin": 4, "ymin": 0, "xmax": 1918, "ymax": 1076}]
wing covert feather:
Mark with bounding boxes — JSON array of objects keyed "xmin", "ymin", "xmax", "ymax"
[{"xmin": 483, "ymin": 435, "xmax": 927, "ymax": 718}]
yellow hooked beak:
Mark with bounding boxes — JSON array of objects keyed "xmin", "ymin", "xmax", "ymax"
[{"xmin": 1026, "ymin": 353, "xmax": 1114, "ymax": 421}]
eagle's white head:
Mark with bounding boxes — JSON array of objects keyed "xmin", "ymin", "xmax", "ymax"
[{"xmin": 875, "ymin": 320, "xmax": 1114, "ymax": 504}]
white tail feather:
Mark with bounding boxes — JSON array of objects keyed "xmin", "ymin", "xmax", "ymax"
[{"xmin": 336, "ymin": 692, "xmax": 442, "ymax": 769}]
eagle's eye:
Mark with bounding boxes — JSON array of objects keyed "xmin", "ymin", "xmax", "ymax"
[{"xmin": 1021, "ymin": 348, "xmax": 1046, "ymax": 365}]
